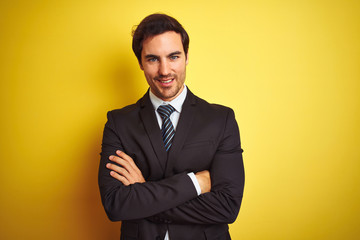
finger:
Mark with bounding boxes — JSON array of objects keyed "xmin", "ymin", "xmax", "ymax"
[
  {"xmin": 110, "ymin": 152, "xmax": 145, "ymax": 183},
  {"xmin": 109, "ymin": 155, "xmax": 134, "ymax": 174},
  {"xmin": 106, "ymin": 163, "xmax": 135, "ymax": 183},
  {"xmin": 109, "ymin": 171, "xmax": 130, "ymax": 186},
  {"xmin": 116, "ymin": 150, "xmax": 135, "ymax": 165},
  {"xmin": 116, "ymin": 150, "xmax": 142, "ymax": 175},
  {"xmin": 111, "ymin": 155, "xmax": 141, "ymax": 179}
]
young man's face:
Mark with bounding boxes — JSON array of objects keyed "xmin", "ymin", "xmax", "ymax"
[{"xmin": 140, "ymin": 31, "xmax": 188, "ymax": 102}]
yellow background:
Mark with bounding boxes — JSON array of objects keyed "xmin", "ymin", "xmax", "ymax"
[{"xmin": 1, "ymin": 0, "xmax": 359, "ymax": 239}]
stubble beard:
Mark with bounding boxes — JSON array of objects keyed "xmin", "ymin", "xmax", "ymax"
[
  {"xmin": 149, "ymin": 70, "xmax": 186, "ymax": 101},
  {"xmin": 154, "ymin": 82, "xmax": 182, "ymax": 101}
]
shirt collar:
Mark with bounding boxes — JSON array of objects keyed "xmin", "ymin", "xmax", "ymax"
[{"xmin": 149, "ymin": 85, "xmax": 187, "ymax": 113}]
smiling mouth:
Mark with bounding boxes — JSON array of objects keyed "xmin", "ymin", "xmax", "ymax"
[
  {"xmin": 159, "ymin": 78, "xmax": 173, "ymax": 83},
  {"xmin": 155, "ymin": 77, "xmax": 175, "ymax": 85}
]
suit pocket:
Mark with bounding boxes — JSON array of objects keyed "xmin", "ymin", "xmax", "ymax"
[
  {"xmin": 121, "ymin": 221, "xmax": 138, "ymax": 239},
  {"xmin": 182, "ymin": 140, "xmax": 214, "ymax": 149},
  {"xmin": 178, "ymin": 140, "xmax": 215, "ymax": 171}
]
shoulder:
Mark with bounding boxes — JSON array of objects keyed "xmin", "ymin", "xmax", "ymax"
[
  {"xmin": 192, "ymin": 93, "xmax": 234, "ymax": 116},
  {"xmin": 107, "ymin": 92, "xmax": 149, "ymax": 119},
  {"xmin": 108, "ymin": 102, "xmax": 139, "ymax": 117},
  {"xmin": 105, "ymin": 100, "xmax": 144, "ymax": 125}
]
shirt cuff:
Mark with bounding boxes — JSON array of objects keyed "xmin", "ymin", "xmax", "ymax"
[{"xmin": 187, "ymin": 172, "xmax": 201, "ymax": 196}]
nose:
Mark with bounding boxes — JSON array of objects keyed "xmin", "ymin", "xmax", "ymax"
[{"xmin": 158, "ymin": 60, "xmax": 170, "ymax": 76}]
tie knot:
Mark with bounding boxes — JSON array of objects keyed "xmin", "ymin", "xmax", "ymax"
[{"xmin": 157, "ymin": 104, "xmax": 175, "ymax": 119}]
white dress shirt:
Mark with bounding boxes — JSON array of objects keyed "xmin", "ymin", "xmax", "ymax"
[{"xmin": 149, "ymin": 85, "xmax": 201, "ymax": 240}]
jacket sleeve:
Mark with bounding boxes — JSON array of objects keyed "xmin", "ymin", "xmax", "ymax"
[
  {"xmin": 98, "ymin": 111, "xmax": 199, "ymax": 221},
  {"xmin": 147, "ymin": 109, "xmax": 245, "ymax": 224}
]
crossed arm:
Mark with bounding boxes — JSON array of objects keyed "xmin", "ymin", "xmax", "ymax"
[
  {"xmin": 99, "ymin": 108, "xmax": 244, "ymax": 223},
  {"xmin": 107, "ymin": 150, "xmax": 211, "ymax": 194}
]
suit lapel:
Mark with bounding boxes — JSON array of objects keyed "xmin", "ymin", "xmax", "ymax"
[
  {"xmin": 139, "ymin": 92, "xmax": 168, "ymax": 172},
  {"xmin": 165, "ymin": 90, "xmax": 197, "ymax": 177}
]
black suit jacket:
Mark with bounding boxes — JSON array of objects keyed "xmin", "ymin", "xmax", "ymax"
[{"xmin": 98, "ymin": 89, "xmax": 245, "ymax": 240}]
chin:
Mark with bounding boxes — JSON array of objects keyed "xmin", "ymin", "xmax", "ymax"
[{"xmin": 159, "ymin": 92, "xmax": 176, "ymax": 101}]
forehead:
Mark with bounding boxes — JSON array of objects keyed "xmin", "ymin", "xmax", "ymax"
[{"xmin": 141, "ymin": 31, "xmax": 184, "ymax": 56}]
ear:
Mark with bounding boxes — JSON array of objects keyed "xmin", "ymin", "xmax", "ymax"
[{"xmin": 185, "ymin": 52, "xmax": 189, "ymax": 65}]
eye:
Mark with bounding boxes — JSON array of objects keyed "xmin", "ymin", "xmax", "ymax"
[
  {"xmin": 148, "ymin": 57, "xmax": 158, "ymax": 62},
  {"xmin": 170, "ymin": 55, "xmax": 179, "ymax": 60}
]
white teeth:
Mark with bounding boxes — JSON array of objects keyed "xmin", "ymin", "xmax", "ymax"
[{"xmin": 161, "ymin": 79, "xmax": 173, "ymax": 83}]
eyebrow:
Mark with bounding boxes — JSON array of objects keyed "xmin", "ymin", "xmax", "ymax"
[
  {"xmin": 144, "ymin": 51, "xmax": 182, "ymax": 59},
  {"xmin": 144, "ymin": 54, "xmax": 159, "ymax": 60},
  {"xmin": 168, "ymin": 51, "xmax": 182, "ymax": 57}
]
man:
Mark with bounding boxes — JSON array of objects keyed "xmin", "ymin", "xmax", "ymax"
[{"xmin": 98, "ymin": 13, "xmax": 245, "ymax": 240}]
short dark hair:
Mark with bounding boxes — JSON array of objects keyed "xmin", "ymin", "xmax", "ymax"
[{"xmin": 132, "ymin": 13, "xmax": 189, "ymax": 63}]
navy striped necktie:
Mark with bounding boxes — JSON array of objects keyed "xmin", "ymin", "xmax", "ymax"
[{"xmin": 157, "ymin": 104, "xmax": 176, "ymax": 151}]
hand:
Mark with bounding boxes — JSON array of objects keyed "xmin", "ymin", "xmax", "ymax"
[
  {"xmin": 195, "ymin": 170, "xmax": 211, "ymax": 194},
  {"xmin": 107, "ymin": 150, "xmax": 145, "ymax": 186}
]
